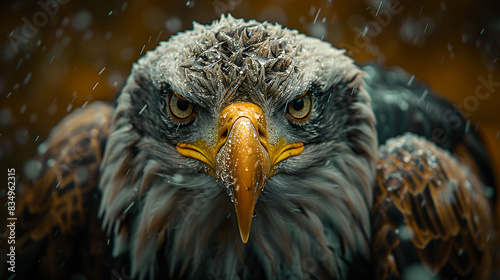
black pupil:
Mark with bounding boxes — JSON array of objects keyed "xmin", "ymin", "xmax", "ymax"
[
  {"xmin": 177, "ymin": 98, "xmax": 189, "ymax": 111},
  {"xmin": 292, "ymin": 98, "xmax": 304, "ymax": 111}
]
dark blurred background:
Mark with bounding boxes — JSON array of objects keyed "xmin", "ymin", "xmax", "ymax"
[{"xmin": 0, "ymin": 0, "xmax": 499, "ymax": 215}]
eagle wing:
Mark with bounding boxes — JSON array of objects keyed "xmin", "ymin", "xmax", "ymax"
[
  {"xmin": 12, "ymin": 102, "xmax": 113, "ymax": 279},
  {"xmin": 371, "ymin": 134, "xmax": 494, "ymax": 280},
  {"xmin": 364, "ymin": 64, "xmax": 496, "ymax": 189}
]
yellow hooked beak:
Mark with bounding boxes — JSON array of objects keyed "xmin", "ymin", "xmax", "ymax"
[{"xmin": 176, "ymin": 103, "xmax": 304, "ymax": 243}]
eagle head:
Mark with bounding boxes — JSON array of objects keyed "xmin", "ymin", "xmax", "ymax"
[{"xmin": 98, "ymin": 14, "xmax": 377, "ymax": 279}]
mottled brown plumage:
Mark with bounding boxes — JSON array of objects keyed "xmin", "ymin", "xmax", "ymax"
[
  {"xmin": 372, "ymin": 135, "xmax": 493, "ymax": 279},
  {"xmin": 14, "ymin": 102, "xmax": 112, "ymax": 279}
]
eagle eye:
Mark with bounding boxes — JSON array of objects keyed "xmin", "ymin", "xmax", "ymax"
[
  {"xmin": 168, "ymin": 92, "xmax": 195, "ymax": 121},
  {"xmin": 287, "ymin": 90, "xmax": 312, "ymax": 121}
]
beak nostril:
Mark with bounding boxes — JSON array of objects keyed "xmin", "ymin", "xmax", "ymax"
[
  {"xmin": 221, "ymin": 129, "xmax": 228, "ymax": 139},
  {"xmin": 258, "ymin": 128, "xmax": 265, "ymax": 138}
]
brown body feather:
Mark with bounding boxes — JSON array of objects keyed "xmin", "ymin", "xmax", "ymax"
[
  {"xmin": 372, "ymin": 134, "xmax": 494, "ymax": 280},
  {"xmin": 14, "ymin": 102, "xmax": 113, "ymax": 279}
]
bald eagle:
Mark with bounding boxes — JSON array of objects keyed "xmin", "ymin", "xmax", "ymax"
[{"xmin": 7, "ymin": 15, "xmax": 496, "ymax": 280}]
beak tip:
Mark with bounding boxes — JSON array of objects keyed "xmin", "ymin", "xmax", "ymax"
[
  {"xmin": 240, "ymin": 230, "xmax": 250, "ymax": 243},
  {"xmin": 236, "ymin": 213, "xmax": 252, "ymax": 244}
]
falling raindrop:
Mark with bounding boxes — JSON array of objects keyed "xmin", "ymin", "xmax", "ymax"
[
  {"xmin": 402, "ymin": 263, "xmax": 435, "ymax": 280},
  {"xmin": 61, "ymin": 17, "xmax": 69, "ymax": 26},
  {"xmin": 309, "ymin": 6, "xmax": 316, "ymax": 16},
  {"xmin": 104, "ymin": 31, "xmax": 112, "ymax": 40},
  {"xmin": 75, "ymin": 167, "xmax": 89, "ymax": 184},
  {"xmin": 20, "ymin": 104, "xmax": 27, "ymax": 114},
  {"xmin": 30, "ymin": 113, "xmax": 37, "ymax": 123},
  {"xmin": 403, "ymin": 155, "xmax": 410, "ymax": 163},
  {"xmin": 407, "ymin": 75, "xmax": 415, "ymax": 86},
  {"xmin": 465, "ymin": 120, "xmax": 470, "ymax": 132},
  {"xmin": 14, "ymin": 128, "xmax": 28, "ymax": 145},
  {"xmin": 23, "ymin": 72, "xmax": 32, "ymax": 85},
  {"xmin": 24, "ymin": 159, "xmax": 42, "ymax": 179},
  {"xmin": 156, "ymin": 30, "xmax": 163, "ymax": 42},
  {"xmin": 55, "ymin": 28, "xmax": 63, "ymax": 38},
  {"xmin": 121, "ymin": 47, "xmax": 134, "ymax": 61},
  {"xmin": 72, "ymin": 11, "xmax": 92, "ymax": 31},
  {"xmin": 16, "ymin": 58, "xmax": 23, "ymax": 70},
  {"xmin": 124, "ymin": 202, "xmax": 135, "ymax": 213},
  {"xmin": 107, "ymin": 71, "xmax": 125, "ymax": 87},
  {"xmin": 307, "ymin": 23, "xmax": 328, "ymax": 39},
  {"xmin": 376, "ymin": 1, "xmax": 382, "ymax": 16},
  {"xmin": 0, "ymin": 108, "xmax": 13, "ymax": 126},
  {"xmin": 420, "ymin": 89, "xmax": 428, "ymax": 100},
  {"xmin": 139, "ymin": 104, "xmax": 148, "ymax": 115},
  {"xmin": 165, "ymin": 17, "xmax": 182, "ymax": 33},
  {"xmin": 83, "ymin": 30, "xmax": 93, "ymax": 41},
  {"xmin": 313, "ymin": 8, "xmax": 321, "ymax": 24}
]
